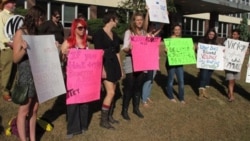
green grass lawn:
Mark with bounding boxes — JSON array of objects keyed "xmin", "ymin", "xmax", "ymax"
[{"xmin": 0, "ymin": 43, "xmax": 250, "ymax": 141}]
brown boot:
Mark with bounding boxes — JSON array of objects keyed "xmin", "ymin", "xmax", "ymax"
[
  {"xmin": 203, "ymin": 86, "xmax": 210, "ymax": 99},
  {"xmin": 198, "ymin": 88, "xmax": 204, "ymax": 100}
]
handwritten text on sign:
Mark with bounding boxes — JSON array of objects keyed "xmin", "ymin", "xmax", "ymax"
[
  {"xmin": 130, "ymin": 36, "xmax": 161, "ymax": 72},
  {"xmin": 66, "ymin": 49, "xmax": 103, "ymax": 105},
  {"xmin": 246, "ymin": 57, "xmax": 250, "ymax": 83},
  {"xmin": 22, "ymin": 35, "xmax": 66, "ymax": 104},
  {"xmin": 197, "ymin": 43, "xmax": 224, "ymax": 70},
  {"xmin": 164, "ymin": 38, "xmax": 196, "ymax": 66},
  {"xmin": 146, "ymin": 0, "xmax": 169, "ymax": 23},
  {"xmin": 224, "ymin": 39, "xmax": 249, "ymax": 72}
]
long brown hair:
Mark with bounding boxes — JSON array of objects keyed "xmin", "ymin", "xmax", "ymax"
[
  {"xmin": 22, "ymin": 6, "xmax": 45, "ymax": 35},
  {"xmin": 129, "ymin": 12, "xmax": 144, "ymax": 35}
]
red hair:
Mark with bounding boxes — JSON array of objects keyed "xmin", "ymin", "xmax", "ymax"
[{"xmin": 67, "ymin": 19, "xmax": 87, "ymax": 48}]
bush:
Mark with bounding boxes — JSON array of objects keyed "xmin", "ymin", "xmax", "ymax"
[{"xmin": 15, "ymin": 7, "xmax": 28, "ymax": 16}]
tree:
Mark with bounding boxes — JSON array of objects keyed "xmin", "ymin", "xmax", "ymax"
[
  {"xmin": 238, "ymin": 13, "xmax": 250, "ymax": 41},
  {"xmin": 117, "ymin": 0, "xmax": 176, "ymax": 23}
]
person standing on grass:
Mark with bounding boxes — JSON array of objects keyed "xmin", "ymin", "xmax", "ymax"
[
  {"xmin": 12, "ymin": 6, "xmax": 45, "ymax": 141},
  {"xmin": 0, "ymin": 0, "xmax": 16, "ymax": 102},
  {"xmin": 93, "ymin": 11, "xmax": 122, "ymax": 129},
  {"xmin": 197, "ymin": 28, "xmax": 218, "ymax": 100},
  {"xmin": 61, "ymin": 19, "xmax": 89, "ymax": 138},
  {"xmin": 142, "ymin": 22, "xmax": 164, "ymax": 107},
  {"xmin": 121, "ymin": 10, "xmax": 149, "ymax": 120},
  {"xmin": 165, "ymin": 24, "xmax": 185, "ymax": 104},
  {"xmin": 224, "ymin": 29, "xmax": 248, "ymax": 102}
]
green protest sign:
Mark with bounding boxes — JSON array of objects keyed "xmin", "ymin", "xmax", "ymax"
[{"xmin": 164, "ymin": 38, "xmax": 196, "ymax": 66}]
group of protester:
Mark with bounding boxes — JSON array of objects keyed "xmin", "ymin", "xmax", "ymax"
[{"xmin": 0, "ymin": 0, "xmax": 249, "ymax": 140}]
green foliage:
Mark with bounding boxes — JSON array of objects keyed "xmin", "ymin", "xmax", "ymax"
[
  {"xmin": 15, "ymin": 7, "xmax": 28, "ymax": 16},
  {"xmin": 118, "ymin": 0, "xmax": 176, "ymax": 13},
  {"xmin": 87, "ymin": 18, "xmax": 128, "ymax": 39},
  {"xmin": 87, "ymin": 18, "xmax": 103, "ymax": 35},
  {"xmin": 238, "ymin": 13, "xmax": 250, "ymax": 41},
  {"xmin": 113, "ymin": 23, "xmax": 129, "ymax": 39},
  {"xmin": 117, "ymin": 0, "xmax": 176, "ymax": 24}
]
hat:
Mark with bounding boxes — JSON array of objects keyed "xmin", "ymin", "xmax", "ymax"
[{"xmin": 0, "ymin": 0, "xmax": 16, "ymax": 10}]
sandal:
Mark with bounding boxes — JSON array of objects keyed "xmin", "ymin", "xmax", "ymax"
[
  {"xmin": 170, "ymin": 99, "xmax": 177, "ymax": 103},
  {"xmin": 147, "ymin": 98, "xmax": 153, "ymax": 103},
  {"xmin": 142, "ymin": 101, "xmax": 149, "ymax": 107}
]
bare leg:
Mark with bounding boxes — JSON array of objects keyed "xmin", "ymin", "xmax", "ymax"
[
  {"xmin": 103, "ymin": 80, "xmax": 116, "ymax": 106},
  {"xmin": 29, "ymin": 97, "xmax": 39, "ymax": 141},
  {"xmin": 228, "ymin": 80, "xmax": 235, "ymax": 101},
  {"xmin": 17, "ymin": 98, "xmax": 32, "ymax": 141}
]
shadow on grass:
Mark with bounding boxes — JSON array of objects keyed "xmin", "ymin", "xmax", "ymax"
[
  {"xmin": 214, "ymin": 72, "xmax": 250, "ymax": 101},
  {"xmin": 37, "ymin": 94, "xmax": 66, "ymax": 140},
  {"xmin": 154, "ymin": 70, "xmax": 168, "ymax": 98},
  {"xmin": 0, "ymin": 116, "xmax": 4, "ymax": 135},
  {"xmin": 154, "ymin": 70, "xmax": 199, "ymax": 99}
]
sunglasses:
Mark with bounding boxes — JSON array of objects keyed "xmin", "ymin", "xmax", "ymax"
[{"xmin": 77, "ymin": 26, "xmax": 85, "ymax": 31}]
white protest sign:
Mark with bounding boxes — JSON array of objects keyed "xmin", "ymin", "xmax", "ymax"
[
  {"xmin": 22, "ymin": 35, "xmax": 66, "ymax": 103},
  {"xmin": 224, "ymin": 39, "xmax": 249, "ymax": 72},
  {"xmin": 5, "ymin": 15, "xmax": 24, "ymax": 41},
  {"xmin": 246, "ymin": 57, "xmax": 250, "ymax": 83},
  {"xmin": 197, "ymin": 43, "xmax": 224, "ymax": 70},
  {"xmin": 146, "ymin": 0, "xmax": 169, "ymax": 23}
]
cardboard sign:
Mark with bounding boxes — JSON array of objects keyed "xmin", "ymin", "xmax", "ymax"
[
  {"xmin": 224, "ymin": 39, "xmax": 249, "ymax": 72},
  {"xmin": 130, "ymin": 36, "xmax": 161, "ymax": 72},
  {"xmin": 146, "ymin": 0, "xmax": 169, "ymax": 23},
  {"xmin": 164, "ymin": 38, "xmax": 196, "ymax": 65},
  {"xmin": 197, "ymin": 43, "xmax": 225, "ymax": 70},
  {"xmin": 66, "ymin": 49, "xmax": 104, "ymax": 105},
  {"xmin": 22, "ymin": 35, "xmax": 66, "ymax": 104}
]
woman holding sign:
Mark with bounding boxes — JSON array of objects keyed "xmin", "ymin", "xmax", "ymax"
[
  {"xmin": 224, "ymin": 29, "xmax": 245, "ymax": 102},
  {"xmin": 61, "ymin": 19, "xmax": 89, "ymax": 138},
  {"xmin": 93, "ymin": 11, "xmax": 122, "ymax": 129},
  {"xmin": 165, "ymin": 24, "xmax": 186, "ymax": 104},
  {"xmin": 12, "ymin": 6, "xmax": 45, "ymax": 141},
  {"xmin": 197, "ymin": 28, "xmax": 218, "ymax": 100},
  {"xmin": 121, "ymin": 11, "xmax": 149, "ymax": 120}
]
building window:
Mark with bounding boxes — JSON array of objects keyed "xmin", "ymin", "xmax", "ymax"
[
  {"xmin": 218, "ymin": 22, "xmax": 229, "ymax": 37},
  {"xmin": 64, "ymin": 4, "xmax": 75, "ymax": 27},
  {"xmin": 182, "ymin": 17, "xmax": 205, "ymax": 36}
]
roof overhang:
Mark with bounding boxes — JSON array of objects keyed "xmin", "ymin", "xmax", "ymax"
[{"xmin": 175, "ymin": 0, "xmax": 250, "ymax": 14}]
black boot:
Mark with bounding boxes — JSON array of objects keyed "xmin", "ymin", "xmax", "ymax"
[
  {"xmin": 109, "ymin": 102, "xmax": 119, "ymax": 124},
  {"xmin": 133, "ymin": 94, "xmax": 144, "ymax": 118},
  {"xmin": 100, "ymin": 110, "xmax": 115, "ymax": 129},
  {"xmin": 121, "ymin": 108, "xmax": 130, "ymax": 120},
  {"xmin": 121, "ymin": 92, "xmax": 131, "ymax": 120}
]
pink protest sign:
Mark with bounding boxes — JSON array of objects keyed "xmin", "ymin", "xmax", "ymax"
[
  {"xmin": 66, "ymin": 49, "xmax": 104, "ymax": 105},
  {"xmin": 131, "ymin": 36, "xmax": 161, "ymax": 72}
]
